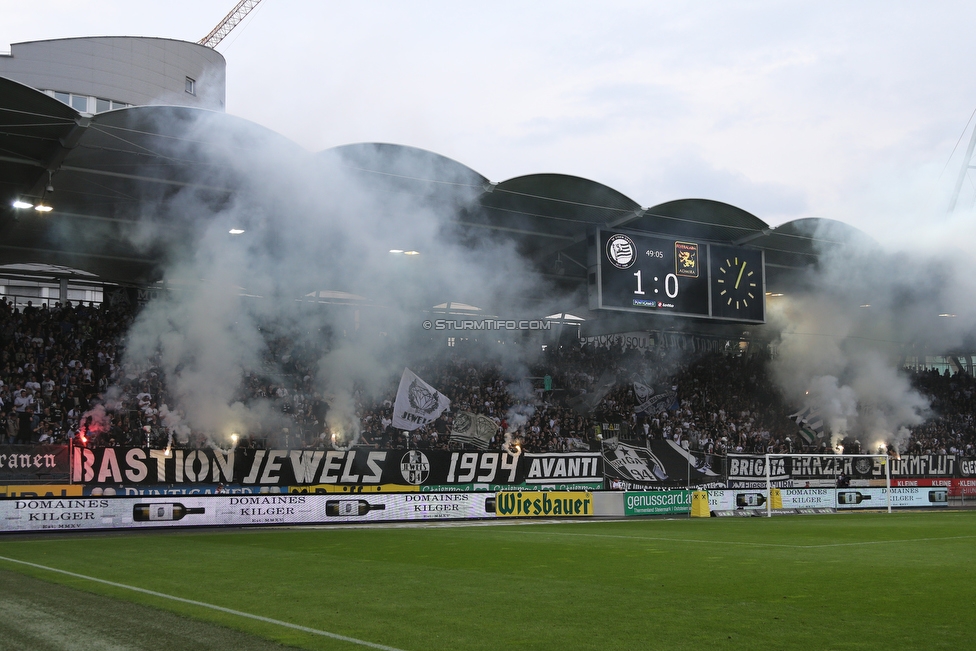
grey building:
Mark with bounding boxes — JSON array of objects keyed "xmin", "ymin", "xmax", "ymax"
[{"xmin": 0, "ymin": 36, "xmax": 225, "ymax": 112}]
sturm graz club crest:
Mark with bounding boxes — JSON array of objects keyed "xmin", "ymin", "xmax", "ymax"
[
  {"xmin": 854, "ymin": 458, "xmax": 874, "ymax": 474},
  {"xmin": 408, "ymin": 379, "xmax": 440, "ymax": 414},
  {"xmin": 400, "ymin": 450, "xmax": 431, "ymax": 484},
  {"xmin": 606, "ymin": 234, "xmax": 636, "ymax": 269}
]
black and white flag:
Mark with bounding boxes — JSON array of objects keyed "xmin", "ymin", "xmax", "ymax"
[
  {"xmin": 392, "ymin": 368, "xmax": 451, "ymax": 431},
  {"xmin": 450, "ymin": 411, "xmax": 498, "ymax": 449},
  {"xmin": 633, "ymin": 382, "xmax": 677, "ymax": 415},
  {"xmin": 789, "ymin": 405, "xmax": 824, "ymax": 444}
]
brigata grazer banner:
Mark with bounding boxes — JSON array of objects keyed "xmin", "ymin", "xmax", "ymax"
[
  {"xmin": 727, "ymin": 454, "xmax": 965, "ymax": 488},
  {"xmin": 0, "ymin": 492, "xmax": 497, "ymax": 533}
]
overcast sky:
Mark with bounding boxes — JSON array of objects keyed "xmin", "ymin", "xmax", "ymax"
[{"xmin": 3, "ymin": 1, "xmax": 976, "ymax": 247}]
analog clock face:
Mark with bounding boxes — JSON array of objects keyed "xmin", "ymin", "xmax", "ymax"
[
  {"xmin": 709, "ymin": 245, "xmax": 764, "ymax": 322},
  {"xmin": 716, "ymin": 255, "xmax": 759, "ymax": 311}
]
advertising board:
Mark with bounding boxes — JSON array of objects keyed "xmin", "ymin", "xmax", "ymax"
[
  {"xmin": 623, "ymin": 490, "xmax": 692, "ymax": 516},
  {"xmin": 0, "ymin": 493, "xmax": 496, "ymax": 533}
]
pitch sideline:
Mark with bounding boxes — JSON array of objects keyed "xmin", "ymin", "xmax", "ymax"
[{"xmin": 0, "ymin": 554, "xmax": 408, "ymax": 651}]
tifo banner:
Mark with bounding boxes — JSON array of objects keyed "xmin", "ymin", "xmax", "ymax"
[
  {"xmin": 523, "ymin": 452, "xmax": 603, "ymax": 486},
  {"xmin": 4, "ymin": 446, "xmax": 973, "ymax": 492},
  {"xmin": 728, "ymin": 454, "xmax": 966, "ymax": 487},
  {"xmin": 450, "ymin": 411, "xmax": 498, "ymax": 449},
  {"xmin": 602, "ymin": 438, "xmax": 722, "ymax": 489},
  {"xmin": 623, "ymin": 490, "xmax": 692, "ymax": 516},
  {"xmin": 491, "ymin": 491, "xmax": 593, "ymax": 517},
  {"xmin": 67, "ymin": 447, "xmax": 604, "ymax": 491},
  {"xmin": 0, "ymin": 445, "xmax": 69, "ymax": 482},
  {"xmin": 633, "ymin": 383, "xmax": 677, "ymax": 415},
  {"xmin": 0, "ymin": 492, "xmax": 496, "ymax": 533},
  {"xmin": 392, "ymin": 368, "xmax": 450, "ymax": 431}
]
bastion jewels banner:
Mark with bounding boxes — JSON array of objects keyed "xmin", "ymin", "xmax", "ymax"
[
  {"xmin": 67, "ymin": 447, "xmax": 604, "ymax": 489},
  {"xmin": 0, "ymin": 493, "xmax": 497, "ymax": 533}
]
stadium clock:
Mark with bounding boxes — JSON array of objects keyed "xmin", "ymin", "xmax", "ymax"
[{"xmin": 707, "ymin": 244, "xmax": 765, "ymax": 322}]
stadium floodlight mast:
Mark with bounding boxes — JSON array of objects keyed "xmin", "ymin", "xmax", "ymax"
[{"xmin": 763, "ymin": 453, "xmax": 892, "ymax": 517}]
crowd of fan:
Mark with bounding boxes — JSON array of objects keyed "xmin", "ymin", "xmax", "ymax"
[{"xmin": 1, "ymin": 296, "xmax": 974, "ymax": 459}]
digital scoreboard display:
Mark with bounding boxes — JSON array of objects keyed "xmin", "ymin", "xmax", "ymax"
[{"xmin": 589, "ymin": 228, "xmax": 765, "ymax": 323}]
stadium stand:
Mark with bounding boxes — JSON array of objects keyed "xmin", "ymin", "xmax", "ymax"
[{"xmin": 1, "ymin": 295, "xmax": 972, "ymax": 458}]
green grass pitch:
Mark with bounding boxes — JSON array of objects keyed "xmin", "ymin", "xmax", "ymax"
[{"xmin": 1, "ymin": 511, "xmax": 974, "ymax": 650}]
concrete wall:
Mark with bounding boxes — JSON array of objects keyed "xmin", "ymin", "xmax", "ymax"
[{"xmin": 0, "ymin": 37, "xmax": 225, "ymax": 110}]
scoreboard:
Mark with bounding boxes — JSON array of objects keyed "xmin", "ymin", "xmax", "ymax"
[{"xmin": 589, "ymin": 228, "xmax": 765, "ymax": 323}]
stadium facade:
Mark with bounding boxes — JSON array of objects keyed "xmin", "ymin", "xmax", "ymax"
[{"xmin": 0, "ymin": 35, "xmax": 972, "ymax": 373}]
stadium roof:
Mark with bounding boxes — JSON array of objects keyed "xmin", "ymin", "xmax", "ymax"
[{"xmin": 1, "ymin": 73, "xmax": 865, "ymax": 296}]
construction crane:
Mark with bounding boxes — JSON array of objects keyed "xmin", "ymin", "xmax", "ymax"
[
  {"xmin": 948, "ymin": 119, "xmax": 976, "ymax": 213},
  {"xmin": 199, "ymin": 0, "xmax": 264, "ymax": 49}
]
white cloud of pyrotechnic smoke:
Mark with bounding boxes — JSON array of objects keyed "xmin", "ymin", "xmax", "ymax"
[
  {"xmin": 105, "ymin": 112, "xmax": 555, "ymax": 446},
  {"xmin": 769, "ymin": 218, "xmax": 976, "ymax": 452}
]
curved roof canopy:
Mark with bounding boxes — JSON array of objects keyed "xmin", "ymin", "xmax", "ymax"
[
  {"xmin": 1, "ymin": 74, "xmax": 871, "ymax": 296},
  {"xmin": 0, "ymin": 76, "xmax": 306, "ymax": 283}
]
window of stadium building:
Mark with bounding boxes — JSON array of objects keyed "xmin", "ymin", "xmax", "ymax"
[
  {"xmin": 46, "ymin": 91, "xmax": 129, "ymax": 113},
  {"xmin": 185, "ymin": 76, "xmax": 195, "ymax": 95}
]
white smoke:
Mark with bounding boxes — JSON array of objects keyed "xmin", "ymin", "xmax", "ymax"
[
  {"xmin": 767, "ymin": 218, "xmax": 975, "ymax": 452},
  {"xmin": 110, "ymin": 111, "xmax": 553, "ymax": 446}
]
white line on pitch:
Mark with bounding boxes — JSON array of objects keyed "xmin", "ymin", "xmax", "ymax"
[{"xmin": 0, "ymin": 555, "xmax": 407, "ymax": 651}]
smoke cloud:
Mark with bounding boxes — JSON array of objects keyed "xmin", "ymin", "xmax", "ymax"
[
  {"xmin": 106, "ymin": 111, "xmax": 555, "ymax": 447},
  {"xmin": 768, "ymin": 218, "xmax": 975, "ymax": 452}
]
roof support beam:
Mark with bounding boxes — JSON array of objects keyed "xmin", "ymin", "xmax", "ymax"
[{"xmin": 25, "ymin": 114, "xmax": 92, "ymax": 199}]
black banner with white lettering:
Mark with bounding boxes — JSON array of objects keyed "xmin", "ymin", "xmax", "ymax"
[
  {"xmin": 727, "ymin": 454, "xmax": 966, "ymax": 488},
  {"xmin": 4, "ymin": 446, "xmax": 972, "ymax": 490},
  {"xmin": 69, "ymin": 447, "xmax": 604, "ymax": 489},
  {"xmin": 0, "ymin": 445, "xmax": 69, "ymax": 482},
  {"xmin": 601, "ymin": 438, "xmax": 725, "ymax": 489}
]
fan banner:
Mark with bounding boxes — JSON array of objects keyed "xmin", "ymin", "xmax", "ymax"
[
  {"xmin": 602, "ymin": 438, "xmax": 723, "ymax": 489},
  {"xmin": 450, "ymin": 411, "xmax": 498, "ymax": 449},
  {"xmin": 65, "ymin": 447, "xmax": 604, "ymax": 490},
  {"xmin": 0, "ymin": 445, "xmax": 70, "ymax": 482},
  {"xmin": 633, "ymin": 383, "xmax": 678, "ymax": 415},
  {"xmin": 726, "ymin": 454, "xmax": 963, "ymax": 487}
]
